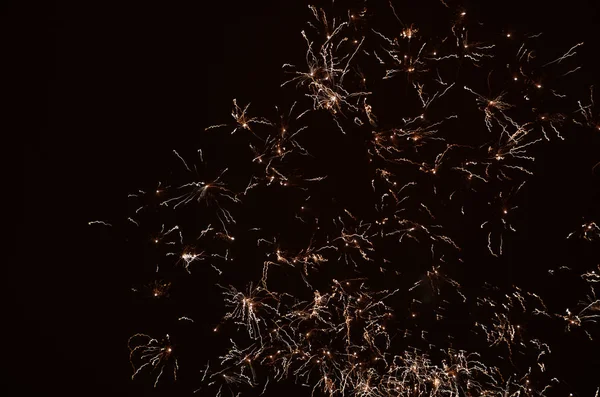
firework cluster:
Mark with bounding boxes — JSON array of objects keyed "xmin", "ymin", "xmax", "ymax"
[{"xmin": 120, "ymin": 1, "xmax": 599, "ymax": 396}]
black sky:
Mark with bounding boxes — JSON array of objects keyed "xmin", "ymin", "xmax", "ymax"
[{"xmin": 5, "ymin": 0, "xmax": 599, "ymax": 396}]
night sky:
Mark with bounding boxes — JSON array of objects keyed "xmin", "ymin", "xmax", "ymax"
[{"xmin": 6, "ymin": 0, "xmax": 600, "ymax": 396}]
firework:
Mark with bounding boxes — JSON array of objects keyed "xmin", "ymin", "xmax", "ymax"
[{"xmin": 119, "ymin": 1, "xmax": 599, "ymax": 395}]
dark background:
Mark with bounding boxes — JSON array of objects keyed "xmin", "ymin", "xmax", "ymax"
[{"xmin": 5, "ymin": 0, "xmax": 599, "ymax": 395}]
